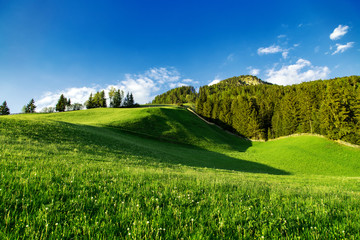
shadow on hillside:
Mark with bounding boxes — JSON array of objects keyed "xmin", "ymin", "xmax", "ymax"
[
  {"xmin": 107, "ymin": 107, "xmax": 252, "ymax": 153},
  {"xmin": 13, "ymin": 118, "xmax": 290, "ymax": 176}
]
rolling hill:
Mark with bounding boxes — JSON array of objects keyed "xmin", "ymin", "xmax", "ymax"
[{"xmin": 1, "ymin": 107, "xmax": 360, "ymax": 238}]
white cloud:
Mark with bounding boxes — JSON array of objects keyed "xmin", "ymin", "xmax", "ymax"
[
  {"xmin": 183, "ymin": 79, "xmax": 192, "ymax": 83},
  {"xmin": 169, "ymin": 82, "xmax": 189, "ymax": 88},
  {"xmin": 265, "ymin": 59, "xmax": 330, "ymax": 85},
  {"xmin": 331, "ymin": 42, "xmax": 354, "ymax": 55},
  {"xmin": 330, "ymin": 25, "xmax": 349, "ymax": 40},
  {"xmin": 257, "ymin": 45, "xmax": 282, "ymax": 55},
  {"xmin": 37, "ymin": 67, "xmax": 188, "ymax": 109},
  {"xmin": 208, "ymin": 76, "xmax": 222, "ymax": 86},
  {"xmin": 282, "ymin": 51, "xmax": 289, "ymax": 59},
  {"xmin": 277, "ymin": 34, "xmax": 286, "ymax": 38},
  {"xmin": 146, "ymin": 67, "xmax": 180, "ymax": 84},
  {"xmin": 257, "ymin": 44, "xmax": 293, "ymax": 59},
  {"xmin": 314, "ymin": 46, "xmax": 320, "ymax": 53},
  {"xmin": 37, "ymin": 86, "xmax": 97, "ymax": 111},
  {"xmin": 227, "ymin": 53, "xmax": 235, "ymax": 62},
  {"xmin": 248, "ymin": 67, "xmax": 260, "ymax": 76}
]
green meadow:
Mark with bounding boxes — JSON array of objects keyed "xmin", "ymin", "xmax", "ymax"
[{"xmin": 1, "ymin": 107, "xmax": 360, "ymax": 239}]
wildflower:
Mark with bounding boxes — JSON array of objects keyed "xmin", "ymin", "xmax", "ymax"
[
  {"xmin": 55, "ymin": 223, "xmax": 58, "ymax": 226},
  {"xmin": 26, "ymin": 225, "xmax": 29, "ymax": 228},
  {"xmin": 146, "ymin": 221, "xmax": 150, "ymax": 224}
]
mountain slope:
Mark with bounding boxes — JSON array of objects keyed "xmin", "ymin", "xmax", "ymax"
[{"xmin": 210, "ymin": 75, "xmax": 270, "ymax": 87}]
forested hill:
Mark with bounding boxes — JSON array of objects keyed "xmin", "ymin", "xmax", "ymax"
[
  {"xmin": 151, "ymin": 76, "xmax": 268, "ymax": 105},
  {"xmin": 196, "ymin": 76, "xmax": 360, "ymax": 145},
  {"xmin": 152, "ymin": 86, "xmax": 197, "ymax": 104},
  {"xmin": 211, "ymin": 75, "xmax": 271, "ymax": 88}
]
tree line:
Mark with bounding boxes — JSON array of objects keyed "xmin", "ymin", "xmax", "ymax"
[
  {"xmin": 0, "ymin": 88, "xmax": 137, "ymax": 115},
  {"xmin": 194, "ymin": 75, "xmax": 360, "ymax": 145},
  {"xmin": 152, "ymin": 86, "xmax": 197, "ymax": 105}
]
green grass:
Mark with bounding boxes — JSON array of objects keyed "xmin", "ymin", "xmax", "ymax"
[{"xmin": 1, "ymin": 107, "xmax": 360, "ymax": 239}]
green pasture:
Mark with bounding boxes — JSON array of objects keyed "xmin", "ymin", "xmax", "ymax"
[{"xmin": 1, "ymin": 107, "xmax": 360, "ymax": 239}]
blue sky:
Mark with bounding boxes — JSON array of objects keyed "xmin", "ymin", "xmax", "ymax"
[{"xmin": 1, "ymin": 0, "xmax": 359, "ymax": 112}]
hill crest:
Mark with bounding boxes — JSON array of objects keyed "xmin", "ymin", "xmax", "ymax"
[{"xmin": 210, "ymin": 75, "xmax": 270, "ymax": 87}]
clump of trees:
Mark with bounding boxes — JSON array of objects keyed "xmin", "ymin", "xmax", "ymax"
[
  {"xmin": 0, "ymin": 101, "xmax": 10, "ymax": 115},
  {"xmin": 85, "ymin": 90, "xmax": 107, "ymax": 109},
  {"xmin": 56, "ymin": 94, "xmax": 71, "ymax": 112},
  {"xmin": 109, "ymin": 87, "xmax": 124, "ymax": 108},
  {"xmin": 195, "ymin": 75, "xmax": 360, "ymax": 145},
  {"xmin": 152, "ymin": 86, "xmax": 197, "ymax": 105},
  {"xmin": 24, "ymin": 99, "xmax": 36, "ymax": 113},
  {"xmin": 85, "ymin": 88, "xmax": 137, "ymax": 109}
]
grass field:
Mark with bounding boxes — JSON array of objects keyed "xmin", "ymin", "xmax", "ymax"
[{"xmin": 1, "ymin": 107, "xmax": 360, "ymax": 239}]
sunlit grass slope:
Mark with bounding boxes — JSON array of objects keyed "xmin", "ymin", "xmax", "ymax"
[
  {"xmin": 15, "ymin": 107, "xmax": 248, "ymax": 151},
  {"xmin": 8, "ymin": 106, "xmax": 360, "ymax": 176},
  {"xmin": 1, "ymin": 107, "xmax": 360, "ymax": 239}
]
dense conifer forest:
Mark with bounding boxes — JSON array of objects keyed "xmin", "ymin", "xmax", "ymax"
[
  {"xmin": 152, "ymin": 86, "xmax": 197, "ymax": 104},
  {"xmin": 152, "ymin": 75, "xmax": 360, "ymax": 145}
]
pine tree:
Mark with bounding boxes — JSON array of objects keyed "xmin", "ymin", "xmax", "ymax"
[
  {"xmin": 100, "ymin": 90, "xmax": 107, "ymax": 107},
  {"xmin": 109, "ymin": 87, "xmax": 117, "ymax": 107},
  {"xmin": 112, "ymin": 89, "xmax": 123, "ymax": 108},
  {"xmin": 25, "ymin": 99, "xmax": 36, "ymax": 113},
  {"xmin": 56, "ymin": 94, "xmax": 68, "ymax": 112},
  {"xmin": 0, "ymin": 101, "xmax": 10, "ymax": 115},
  {"xmin": 123, "ymin": 92, "xmax": 130, "ymax": 107},
  {"xmin": 86, "ymin": 93, "xmax": 95, "ymax": 109},
  {"xmin": 129, "ymin": 93, "xmax": 135, "ymax": 107}
]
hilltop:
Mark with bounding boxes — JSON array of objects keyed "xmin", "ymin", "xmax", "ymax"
[{"xmin": 210, "ymin": 75, "xmax": 270, "ymax": 87}]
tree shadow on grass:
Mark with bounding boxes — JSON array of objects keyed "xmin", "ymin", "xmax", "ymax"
[
  {"xmin": 6, "ymin": 118, "xmax": 290, "ymax": 175},
  {"xmin": 82, "ymin": 124, "xmax": 290, "ymax": 176},
  {"xmin": 106, "ymin": 107, "xmax": 252, "ymax": 153}
]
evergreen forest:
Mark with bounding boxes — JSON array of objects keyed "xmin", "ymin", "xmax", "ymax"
[
  {"xmin": 153, "ymin": 75, "xmax": 360, "ymax": 145},
  {"xmin": 152, "ymin": 86, "xmax": 197, "ymax": 105}
]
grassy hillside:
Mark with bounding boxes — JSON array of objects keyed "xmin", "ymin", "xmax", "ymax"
[{"xmin": 1, "ymin": 107, "xmax": 360, "ymax": 239}]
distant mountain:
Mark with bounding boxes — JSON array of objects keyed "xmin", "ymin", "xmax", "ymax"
[
  {"xmin": 211, "ymin": 75, "xmax": 270, "ymax": 88},
  {"xmin": 151, "ymin": 75, "xmax": 269, "ymax": 105}
]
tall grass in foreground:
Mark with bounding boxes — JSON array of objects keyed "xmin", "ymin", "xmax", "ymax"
[
  {"xmin": 1, "ymin": 157, "xmax": 360, "ymax": 239},
  {"xmin": 1, "ymin": 108, "xmax": 360, "ymax": 239}
]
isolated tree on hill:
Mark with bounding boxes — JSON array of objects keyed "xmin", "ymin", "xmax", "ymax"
[
  {"xmin": 0, "ymin": 101, "xmax": 10, "ymax": 115},
  {"xmin": 56, "ymin": 94, "xmax": 69, "ymax": 112},
  {"xmin": 25, "ymin": 99, "xmax": 36, "ymax": 113}
]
